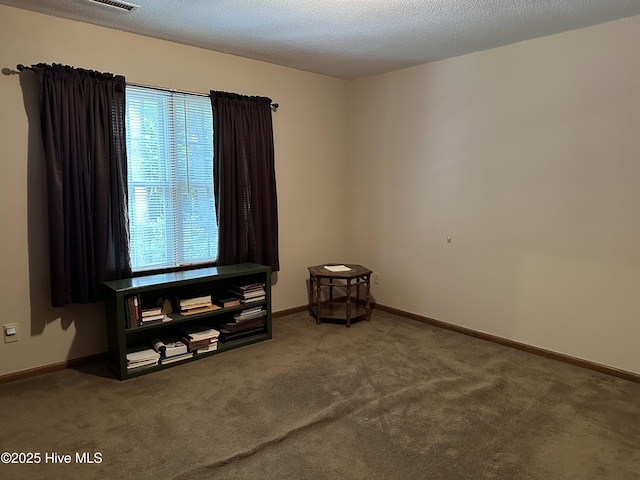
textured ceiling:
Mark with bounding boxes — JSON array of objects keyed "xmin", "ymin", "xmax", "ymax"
[{"xmin": 3, "ymin": 0, "xmax": 640, "ymax": 79}]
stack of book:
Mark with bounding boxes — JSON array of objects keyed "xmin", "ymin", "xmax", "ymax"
[
  {"xmin": 218, "ymin": 306, "xmax": 267, "ymax": 341},
  {"xmin": 233, "ymin": 306, "xmax": 266, "ymax": 323},
  {"xmin": 151, "ymin": 337, "xmax": 192, "ymax": 365},
  {"xmin": 179, "ymin": 325, "xmax": 220, "ymax": 354},
  {"xmin": 126, "ymin": 348, "xmax": 160, "ymax": 372},
  {"xmin": 216, "ymin": 296, "xmax": 241, "ymax": 308},
  {"xmin": 139, "ymin": 306, "xmax": 170, "ymax": 325},
  {"xmin": 177, "ymin": 295, "xmax": 220, "ymax": 315},
  {"xmin": 125, "ymin": 296, "xmax": 171, "ymax": 328},
  {"xmin": 228, "ymin": 282, "xmax": 266, "ymax": 304}
]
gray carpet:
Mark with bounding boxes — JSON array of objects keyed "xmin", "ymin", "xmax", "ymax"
[{"xmin": 1, "ymin": 310, "xmax": 639, "ymax": 480}]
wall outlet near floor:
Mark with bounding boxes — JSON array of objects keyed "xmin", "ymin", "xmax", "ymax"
[
  {"xmin": 373, "ymin": 272, "xmax": 380, "ymax": 284},
  {"xmin": 3, "ymin": 323, "xmax": 19, "ymax": 343}
]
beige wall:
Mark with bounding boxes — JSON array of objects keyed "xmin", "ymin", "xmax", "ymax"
[
  {"xmin": 348, "ymin": 16, "xmax": 640, "ymax": 374},
  {"xmin": 0, "ymin": 5, "xmax": 350, "ymax": 376}
]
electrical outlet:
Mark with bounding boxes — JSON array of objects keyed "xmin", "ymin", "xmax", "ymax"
[
  {"xmin": 373, "ymin": 272, "xmax": 380, "ymax": 284},
  {"xmin": 4, "ymin": 323, "xmax": 19, "ymax": 343}
]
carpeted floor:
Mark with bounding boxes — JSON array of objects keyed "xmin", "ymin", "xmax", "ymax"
[{"xmin": 1, "ymin": 310, "xmax": 639, "ymax": 479}]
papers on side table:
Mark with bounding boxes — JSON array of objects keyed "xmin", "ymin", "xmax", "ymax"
[{"xmin": 324, "ymin": 264, "xmax": 351, "ymax": 272}]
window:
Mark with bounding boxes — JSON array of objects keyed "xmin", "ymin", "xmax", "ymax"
[{"xmin": 125, "ymin": 85, "xmax": 217, "ymax": 272}]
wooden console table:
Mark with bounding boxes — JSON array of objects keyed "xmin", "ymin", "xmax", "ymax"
[{"xmin": 307, "ymin": 264, "xmax": 372, "ymax": 328}]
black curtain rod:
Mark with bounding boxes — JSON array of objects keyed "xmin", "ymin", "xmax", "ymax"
[
  {"xmin": 17, "ymin": 64, "xmax": 279, "ymax": 111},
  {"xmin": 129, "ymin": 82, "xmax": 279, "ymax": 112}
]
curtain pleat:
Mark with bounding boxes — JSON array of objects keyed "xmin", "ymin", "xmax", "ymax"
[
  {"xmin": 36, "ymin": 64, "xmax": 131, "ymax": 306},
  {"xmin": 210, "ymin": 91, "xmax": 279, "ymax": 272}
]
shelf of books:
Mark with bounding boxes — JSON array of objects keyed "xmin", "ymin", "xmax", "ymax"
[{"xmin": 104, "ymin": 263, "xmax": 272, "ymax": 380}]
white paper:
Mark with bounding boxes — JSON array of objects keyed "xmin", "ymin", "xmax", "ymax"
[{"xmin": 324, "ymin": 264, "xmax": 351, "ymax": 272}]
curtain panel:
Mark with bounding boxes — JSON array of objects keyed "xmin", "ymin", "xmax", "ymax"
[
  {"xmin": 36, "ymin": 64, "xmax": 131, "ymax": 307},
  {"xmin": 210, "ymin": 91, "xmax": 279, "ymax": 272}
]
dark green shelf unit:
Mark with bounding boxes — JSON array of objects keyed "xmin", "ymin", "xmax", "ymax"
[{"xmin": 104, "ymin": 263, "xmax": 272, "ymax": 380}]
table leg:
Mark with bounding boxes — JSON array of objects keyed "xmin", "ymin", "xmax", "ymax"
[
  {"xmin": 308, "ymin": 273, "xmax": 314, "ymax": 317},
  {"xmin": 329, "ymin": 278, "xmax": 334, "ymax": 302},
  {"xmin": 345, "ymin": 278, "xmax": 352, "ymax": 328},
  {"xmin": 365, "ymin": 274, "xmax": 371, "ymax": 321},
  {"xmin": 315, "ymin": 276, "xmax": 322, "ymax": 325}
]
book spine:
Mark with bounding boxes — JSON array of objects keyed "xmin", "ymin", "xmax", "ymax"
[
  {"xmin": 133, "ymin": 295, "xmax": 141, "ymax": 327},
  {"xmin": 127, "ymin": 296, "xmax": 139, "ymax": 329}
]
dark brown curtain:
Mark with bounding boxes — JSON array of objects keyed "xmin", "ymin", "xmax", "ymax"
[
  {"xmin": 36, "ymin": 64, "xmax": 131, "ymax": 307},
  {"xmin": 210, "ymin": 91, "xmax": 279, "ymax": 272}
]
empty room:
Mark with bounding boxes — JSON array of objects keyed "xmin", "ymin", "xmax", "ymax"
[{"xmin": 0, "ymin": 1, "xmax": 639, "ymax": 479}]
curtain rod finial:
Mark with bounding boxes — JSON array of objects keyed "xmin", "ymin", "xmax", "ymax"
[{"xmin": 16, "ymin": 64, "xmax": 36, "ymax": 72}]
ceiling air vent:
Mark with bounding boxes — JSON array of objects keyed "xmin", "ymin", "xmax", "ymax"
[{"xmin": 85, "ymin": 0, "xmax": 140, "ymax": 13}]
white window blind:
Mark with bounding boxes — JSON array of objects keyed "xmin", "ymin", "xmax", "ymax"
[{"xmin": 125, "ymin": 85, "xmax": 217, "ymax": 272}]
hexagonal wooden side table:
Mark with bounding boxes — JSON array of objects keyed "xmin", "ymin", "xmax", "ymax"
[{"xmin": 307, "ymin": 264, "xmax": 372, "ymax": 328}]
